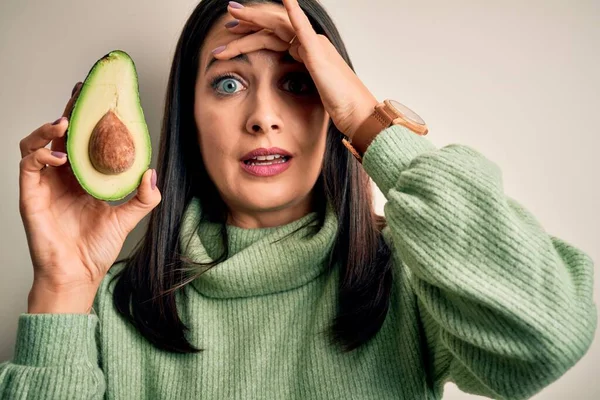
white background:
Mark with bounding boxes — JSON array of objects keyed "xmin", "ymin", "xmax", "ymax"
[{"xmin": 1, "ymin": 1, "xmax": 598, "ymax": 398}]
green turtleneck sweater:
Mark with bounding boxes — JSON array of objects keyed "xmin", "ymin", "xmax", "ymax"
[{"xmin": 1, "ymin": 125, "xmax": 596, "ymax": 399}]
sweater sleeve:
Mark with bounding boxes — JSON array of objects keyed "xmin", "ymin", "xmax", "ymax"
[
  {"xmin": 361, "ymin": 124, "xmax": 597, "ymax": 399},
  {"xmin": 0, "ymin": 312, "xmax": 106, "ymax": 399}
]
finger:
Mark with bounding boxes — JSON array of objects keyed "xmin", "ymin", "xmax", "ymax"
[
  {"xmin": 288, "ymin": 40, "xmax": 303, "ymax": 63},
  {"xmin": 114, "ymin": 169, "xmax": 162, "ymax": 236},
  {"xmin": 63, "ymin": 82, "xmax": 83, "ymax": 118},
  {"xmin": 71, "ymin": 81, "xmax": 82, "ymax": 97},
  {"xmin": 214, "ymin": 30, "xmax": 291, "ymax": 60},
  {"xmin": 227, "ymin": 4, "xmax": 295, "ymax": 43},
  {"xmin": 52, "ymin": 81, "xmax": 83, "ymax": 153},
  {"xmin": 225, "ymin": 19, "xmax": 262, "ymax": 34},
  {"xmin": 19, "ymin": 148, "xmax": 68, "ymax": 190},
  {"xmin": 20, "ymin": 118, "xmax": 69, "ymax": 158},
  {"xmin": 282, "ymin": 0, "xmax": 318, "ymax": 48}
]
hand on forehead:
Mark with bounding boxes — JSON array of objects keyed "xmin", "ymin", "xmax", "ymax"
[{"xmin": 201, "ymin": 2, "xmax": 291, "ymax": 72}]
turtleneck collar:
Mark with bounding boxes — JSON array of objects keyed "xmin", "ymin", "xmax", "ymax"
[{"xmin": 178, "ymin": 197, "xmax": 338, "ymax": 299}]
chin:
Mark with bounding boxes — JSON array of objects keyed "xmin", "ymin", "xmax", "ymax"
[
  {"xmin": 231, "ymin": 184, "xmax": 302, "ymax": 211},
  {"xmin": 241, "ymin": 194, "xmax": 296, "ymax": 212}
]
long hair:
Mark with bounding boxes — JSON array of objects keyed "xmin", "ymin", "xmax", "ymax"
[{"xmin": 112, "ymin": 0, "xmax": 393, "ymax": 354}]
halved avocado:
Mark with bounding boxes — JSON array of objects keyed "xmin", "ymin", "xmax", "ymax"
[{"xmin": 67, "ymin": 50, "xmax": 151, "ymax": 201}]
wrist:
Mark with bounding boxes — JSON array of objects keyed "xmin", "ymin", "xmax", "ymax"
[
  {"xmin": 347, "ymin": 98, "xmax": 382, "ymax": 156},
  {"xmin": 347, "ymin": 97, "xmax": 379, "ymax": 141},
  {"xmin": 28, "ymin": 281, "xmax": 98, "ymax": 314}
]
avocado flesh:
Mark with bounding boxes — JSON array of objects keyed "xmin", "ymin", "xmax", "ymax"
[{"xmin": 67, "ymin": 50, "xmax": 151, "ymax": 201}]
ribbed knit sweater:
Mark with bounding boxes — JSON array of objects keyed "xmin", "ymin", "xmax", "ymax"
[{"xmin": 1, "ymin": 124, "xmax": 597, "ymax": 400}]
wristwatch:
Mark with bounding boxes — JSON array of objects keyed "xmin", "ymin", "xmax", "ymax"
[{"xmin": 342, "ymin": 99, "xmax": 428, "ymax": 163}]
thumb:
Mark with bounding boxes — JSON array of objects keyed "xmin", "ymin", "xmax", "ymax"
[{"xmin": 115, "ymin": 169, "xmax": 161, "ymax": 235}]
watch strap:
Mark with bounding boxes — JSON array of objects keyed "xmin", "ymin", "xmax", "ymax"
[
  {"xmin": 342, "ymin": 137, "xmax": 363, "ymax": 163},
  {"xmin": 348, "ymin": 103, "xmax": 393, "ymax": 157}
]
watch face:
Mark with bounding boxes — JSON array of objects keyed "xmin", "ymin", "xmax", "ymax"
[{"xmin": 389, "ymin": 100, "xmax": 425, "ymax": 125}]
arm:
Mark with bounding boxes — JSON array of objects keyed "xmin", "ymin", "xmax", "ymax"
[
  {"xmin": 8, "ymin": 76, "xmax": 158, "ymax": 399},
  {"xmin": 0, "ymin": 313, "xmax": 106, "ymax": 399},
  {"xmin": 361, "ymin": 124, "xmax": 597, "ymax": 399}
]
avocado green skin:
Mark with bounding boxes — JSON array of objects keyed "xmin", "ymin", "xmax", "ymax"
[{"xmin": 66, "ymin": 50, "xmax": 152, "ymax": 201}]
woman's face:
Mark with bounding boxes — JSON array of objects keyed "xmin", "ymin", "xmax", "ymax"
[{"xmin": 194, "ymin": 4, "xmax": 329, "ymax": 228}]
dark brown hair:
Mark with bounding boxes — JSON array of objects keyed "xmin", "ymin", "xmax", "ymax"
[{"xmin": 112, "ymin": 0, "xmax": 393, "ymax": 354}]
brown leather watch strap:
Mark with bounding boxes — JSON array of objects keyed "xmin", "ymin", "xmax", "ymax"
[{"xmin": 349, "ymin": 103, "xmax": 392, "ymax": 156}]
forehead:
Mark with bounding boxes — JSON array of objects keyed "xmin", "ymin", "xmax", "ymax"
[{"xmin": 200, "ymin": 3, "xmax": 286, "ymax": 70}]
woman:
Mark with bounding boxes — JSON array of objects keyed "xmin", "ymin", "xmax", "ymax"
[{"xmin": 2, "ymin": 0, "xmax": 596, "ymax": 398}]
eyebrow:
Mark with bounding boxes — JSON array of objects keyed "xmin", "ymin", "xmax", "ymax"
[
  {"xmin": 205, "ymin": 53, "xmax": 249, "ymax": 73},
  {"xmin": 204, "ymin": 51, "xmax": 299, "ymax": 74}
]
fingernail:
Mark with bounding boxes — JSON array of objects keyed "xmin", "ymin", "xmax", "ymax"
[
  {"xmin": 52, "ymin": 117, "xmax": 65, "ymax": 125},
  {"xmin": 51, "ymin": 151, "xmax": 67, "ymax": 159},
  {"xmin": 225, "ymin": 19, "xmax": 240, "ymax": 28},
  {"xmin": 151, "ymin": 169, "xmax": 157, "ymax": 190},
  {"xmin": 71, "ymin": 82, "xmax": 82, "ymax": 96},
  {"xmin": 212, "ymin": 45, "xmax": 226, "ymax": 55},
  {"xmin": 229, "ymin": 1, "xmax": 244, "ymax": 9}
]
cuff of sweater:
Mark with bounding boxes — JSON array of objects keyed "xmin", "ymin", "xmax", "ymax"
[
  {"xmin": 362, "ymin": 124, "xmax": 437, "ymax": 196},
  {"xmin": 13, "ymin": 313, "xmax": 99, "ymax": 367}
]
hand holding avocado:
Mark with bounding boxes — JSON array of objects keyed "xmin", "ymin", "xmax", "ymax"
[{"xmin": 18, "ymin": 52, "xmax": 161, "ymax": 314}]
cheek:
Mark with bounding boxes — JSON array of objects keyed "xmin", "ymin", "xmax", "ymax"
[
  {"xmin": 296, "ymin": 105, "xmax": 328, "ymax": 162},
  {"xmin": 195, "ymin": 108, "xmax": 238, "ymax": 181}
]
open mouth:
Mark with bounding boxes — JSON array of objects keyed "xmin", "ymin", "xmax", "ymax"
[{"xmin": 242, "ymin": 154, "xmax": 291, "ymax": 166}]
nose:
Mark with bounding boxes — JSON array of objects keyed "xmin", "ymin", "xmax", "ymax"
[{"xmin": 245, "ymin": 87, "xmax": 284, "ymax": 135}]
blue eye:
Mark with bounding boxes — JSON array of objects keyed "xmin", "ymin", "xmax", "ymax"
[{"xmin": 212, "ymin": 75, "xmax": 244, "ymax": 95}]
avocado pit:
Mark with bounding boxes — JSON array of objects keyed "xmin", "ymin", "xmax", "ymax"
[{"xmin": 89, "ymin": 110, "xmax": 135, "ymax": 175}]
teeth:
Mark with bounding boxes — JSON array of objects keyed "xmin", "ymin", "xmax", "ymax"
[
  {"xmin": 246, "ymin": 157, "xmax": 288, "ymax": 166},
  {"xmin": 253, "ymin": 154, "xmax": 282, "ymax": 161}
]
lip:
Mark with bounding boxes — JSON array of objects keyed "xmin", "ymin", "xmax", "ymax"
[
  {"xmin": 240, "ymin": 158, "xmax": 292, "ymax": 177},
  {"xmin": 240, "ymin": 147, "xmax": 293, "ymax": 177},
  {"xmin": 240, "ymin": 147, "xmax": 293, "ymax": 161}
]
